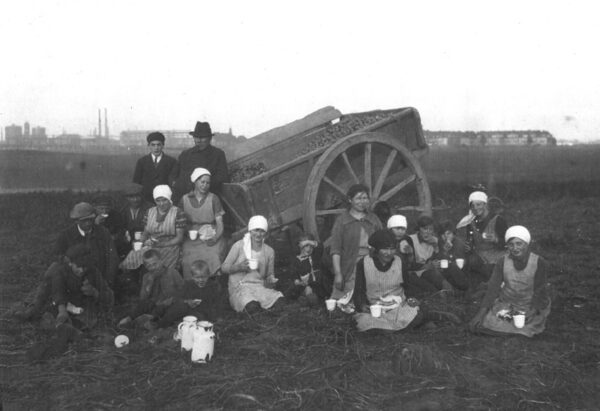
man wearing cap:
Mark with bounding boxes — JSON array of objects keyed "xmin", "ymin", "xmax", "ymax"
[
  {"xmin": 54, "ymin": 202, "xmax": 119, "ymax": 288},
  {"xmin": 133, "ymin": 132, "xmax": 177, "ymax": 203},
  {"xmin": 172, "ymin": 122, "xmax": 229, "ymax": 203}
]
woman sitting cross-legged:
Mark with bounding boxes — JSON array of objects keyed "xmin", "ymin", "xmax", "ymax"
[
  {"xmin": 120, "ymin": 184, "xmax": 186, "ymax": 272},
  {"xmin": 221, "ymin": 215, "xmax": 284, "ymax": 313},
  {"xmin": 468, "ymin": 225, "xmax": 551, "ymax": 337},
  {"xmin": 353, "ymin": 229, "xmax": 461, "ymax": 332}
]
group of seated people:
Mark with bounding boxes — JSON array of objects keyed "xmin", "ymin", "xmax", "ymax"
[
  {"xmin": 14, "ymin": 164, "xmax": 550, "ymax": 347},
  {"xmin": 326, "ymin": 184, "xmax": 550, "ymax": 338}
]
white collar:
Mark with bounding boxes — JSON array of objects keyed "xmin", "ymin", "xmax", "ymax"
[
  {"xmin": 152, "ymin": 153, "xmax": 162, "ymax": 161},
  {"xmin": 77, "ymin": 224, "xmax": 87, "ymax": 237}
]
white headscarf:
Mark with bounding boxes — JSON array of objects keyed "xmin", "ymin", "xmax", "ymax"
[
  {"xmin": 505, "ymin": 225, "xmax": 531, "ymax": 244},
  {"xmin": 190, "ymin": 167, "xmax": 211, "ymax": 183},
  {"xmin": 153, "ymin": 185, "xmax": 172, "ymax": 202},
  {"xmin": 457, "ymin": 191, "xmax": 488, "ymax": 229},
  {"xmin": 387, "ymin": 214, "xmax": 407, "ymax": 229},
  {"xmin": 468, "ymin": 191, "xmax": 488, "ymax": 204},
  {"xmin": 243, "ymin": 216, "xmax": 269, "ymax": 259}
]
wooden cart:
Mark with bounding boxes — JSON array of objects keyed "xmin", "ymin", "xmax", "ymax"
[{"xmin": 221, "ymin": 107, "xmax": 432, "ymax": 241}]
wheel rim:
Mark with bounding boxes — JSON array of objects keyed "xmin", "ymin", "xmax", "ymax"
[{"xmin": 302, "ymin": 131, "xmax": 431, "ymax": 241}]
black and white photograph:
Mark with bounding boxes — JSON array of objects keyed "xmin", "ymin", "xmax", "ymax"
[{"xmin": 1, "ymin": 1, "xmax": 598, "ymax": 409}]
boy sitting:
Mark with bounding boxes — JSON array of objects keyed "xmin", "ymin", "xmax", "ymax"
[
  {"xmin": 283, "ymin": 233, "xmax": 329, "ymax": 305},
  {"xmin": 118, "ymin": 249, "xmax": 183, "ymax": 329},
  {"xmin": 175, "ymin": 260, "xmax": 224, "ymax": 322}
]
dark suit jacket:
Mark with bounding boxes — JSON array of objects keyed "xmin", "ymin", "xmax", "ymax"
[
  {"xmin": 132, "ymin": 154, "xmax": 177, "ymax": 203},
  {"xmin": 54, "ymin": 224, "xmax": 119, "ymax": 287}
]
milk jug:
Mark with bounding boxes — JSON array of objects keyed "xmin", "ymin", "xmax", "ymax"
[
  {"xmin": 177, "ymin": 315, "xmax": 198, "ymax": 351},
  {"xmin": 191, "ymin": 323, "xmax": 215, "ymax": 364}
]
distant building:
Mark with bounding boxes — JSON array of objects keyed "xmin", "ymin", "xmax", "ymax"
[
  {"xmin": 50, "ymin": 133, "xmax": 82, "ymax": 148},
  {"xmin": 5, "ymin": 124, "xmax": 23, "ymax": 145},
  {"xmin": 425, "ymin": 130, "xmax": 556, "ymax": 146},
  {"xmin": 119, "ymin": 129, "xmax": 245, "ymax": 153}
]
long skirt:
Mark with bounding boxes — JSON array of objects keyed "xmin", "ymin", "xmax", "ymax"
[
  {"xmin": 181, "ymin": 238, "xmax": 225, "ymax": 280},
  {"xmin": 355, "ymin": 304, "xmax": 419, "ymax": 332},
  {"xmin": 481, "ymin": 299, "xmax": 551, "ymax": 337},
  {"xmin": 229, "ymin": 280, "xmax": 283, "ymax": 312}
]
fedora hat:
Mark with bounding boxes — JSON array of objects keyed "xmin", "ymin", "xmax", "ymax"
[{"xmin": 189, "ymin": 121, "xmax": 214, "ymax": 138}]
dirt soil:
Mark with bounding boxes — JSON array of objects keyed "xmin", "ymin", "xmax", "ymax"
[{"xmin": 1, "ymin": 187, "xmax": 599, "ymax": 410}]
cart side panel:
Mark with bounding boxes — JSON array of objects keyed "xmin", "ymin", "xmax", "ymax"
[{"xmin": 365, "ymin": 108, "xmax": 427, "ymax": 153}]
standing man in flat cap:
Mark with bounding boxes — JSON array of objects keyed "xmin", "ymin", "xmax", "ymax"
[
  {"xmin": 172, "ymin": 122, "xmax": 229, "ymax": 203},
  {"xmin": 133, "ymin": 132, "xmax": 177, "ymax": 204}
]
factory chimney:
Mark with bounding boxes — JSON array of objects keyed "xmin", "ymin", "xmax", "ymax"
[
  {"xmin": 104, "ymin": 108, "xmax": 109, "ymax": 138},
  {"xmin": 98, "ymin": 109, "xmax": 102, "ymax": 138}
]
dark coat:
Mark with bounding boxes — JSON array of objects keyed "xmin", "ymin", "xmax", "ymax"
[
  {"xmin": 54, "ymin": 225, "xmax": 119, "ymax": 287},
  {"xmin": 172, "ymin": 145, "xmax": 229, "ymax": 201},
  {"xmin": 132, "ymin": 154, "xmax": 178, "ymax": 203}
]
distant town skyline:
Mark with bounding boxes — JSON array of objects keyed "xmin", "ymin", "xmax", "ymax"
[{"xmin": 1, "ymin": 1, "xmax": 598, "ymax": 142}]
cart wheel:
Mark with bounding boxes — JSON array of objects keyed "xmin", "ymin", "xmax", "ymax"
[{"xmin": 302, "ymin": 131, "xmax": 431, "ymax": 241}]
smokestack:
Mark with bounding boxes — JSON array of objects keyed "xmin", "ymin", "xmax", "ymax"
[
  {"xmin": 98, "ymin": 109, "xmax": 101, "ymax": 138},
  {"xmin": 104, "ymin": 108, "xmax": 109, "ymax": 138}
]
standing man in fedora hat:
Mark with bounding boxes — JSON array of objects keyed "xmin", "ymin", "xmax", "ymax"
[
  {"xmin": 172, "ymin": 121, "xmax": 229, "ymax": 203},
  {"xmin": 133, "ymin": 132, "xmax": 178, "ymax": 204}
]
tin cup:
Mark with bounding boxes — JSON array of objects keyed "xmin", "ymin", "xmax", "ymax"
[
  {"xmin": 370, "ymin": 304, "xmax": 382, "ymax": 318},
  {"xmin": 134, "ymin": 231, "xmax": 142, "ymax": 241},
  {"xmin": 513, "ymin": 312, "xmax": 526, "ymax": 328},
  {"xmin": 248, "ymin": 258, "xmax": 259, "ymax": 270},
  {"xmin": 440, "ymin": 259, "xmax": 449, "ymax": 269},
  {"xmin": 132, "ymin": 241, "xmax": 143, "ymax": 251},
  {"xmin": 325, "ymin": 299, "xmax": 336, "ymax": 311},
  {"xmin": 189, "ymin": 230, "xmax": 198, "ymax": 240}
]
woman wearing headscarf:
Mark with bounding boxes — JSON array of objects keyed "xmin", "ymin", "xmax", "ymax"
[
  {"xmin": 468, "ymin": 226, "xmax": 550, "ymax": 337},
  {"xmin": 120, "ymin": 185, "xmax": 186, "ymax": 271},
  {"xmin": 329, "ymin": 184, "xmax": 382, "ymax": 308},
  {"xmin": 221, "ymin": 215, "xmax": 284, "ymax": 313},
  {"xmin": 179, "ymin": 167, "xmax": 226, "ymax": 280},
  {"xmin": 456, "ymin": 191, "xmax": 508, "ymax": 284},
  {"xmin": 353, "ymin": 229, "xmax": 420, "ymax": 332}
]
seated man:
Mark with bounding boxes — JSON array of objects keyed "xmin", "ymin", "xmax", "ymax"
[
  {"xmin": 14, "ymin": 245, "xmax": 114, "ymax": 324},
  {"xmin": 469, "ymin": 226, "xmax": 551, "ymax": 337},
  {"xmin": 22, "ymin": 244, "xmax": 114, "ymax": 362},
  {"xmin": 55, "ymin": 202, "xmax": 119, "ymax": 288},
  {"xmin": 118, "ymin": 249, "xmax": 184, "ymax": 330}
]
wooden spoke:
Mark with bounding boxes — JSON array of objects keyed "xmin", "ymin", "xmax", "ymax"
[
  {"xmin": 378, "ymin": 174, "xmax": 416, "ymax": 202},
  {"xmin": 316, "ymin": 208, "xmax": 347, "ymax": 216},
  {"xmin": 323, "ymin": 176, "xmax": 348, "ymax": 198},
  {"xmin": 364, "ymin": 143, "xmax": 372, "ymax": 194},
  {"xmin": 372, "ymin": 149, "xmax": 398, "ymax": 199},
  {"xmin": 341, "ymin": 152, "xmax": 360, "ymax": 184},
  {"xmin": 303, "ymin": 128, "xmax": 431, "ymax": 241}
]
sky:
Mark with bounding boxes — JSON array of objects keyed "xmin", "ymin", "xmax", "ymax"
[{"xmin": 0, "ymin": 0, "xmax": 598, "ymax": 141}]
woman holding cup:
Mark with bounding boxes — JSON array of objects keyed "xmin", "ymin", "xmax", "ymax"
[
  {"xmin": 468, "ymin": 226, "xmax": 551, "ymax": 337},
  {"xmin": 353, "ymin": 230, "xmax": 460, "ymax": 332},
  {"xmin": 120, "ymin": 185, "xmax": 185, "ymax": 271},
  {"xmin": 221, "ymin": 215, "xmax": 284, "ymax": 313},
  {"xmin": 179, "ymin": 168, "xmax": 225, "ymax": 280}
]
